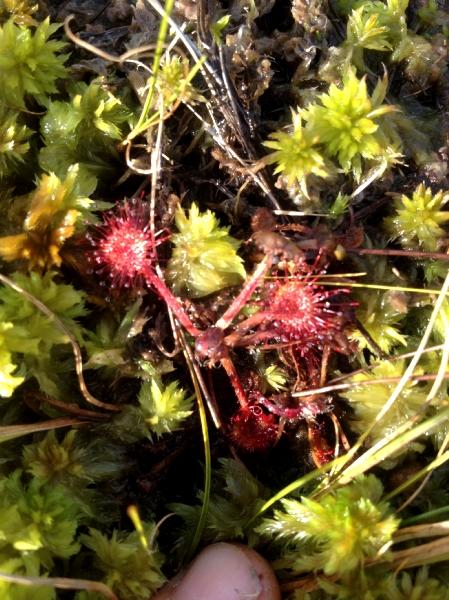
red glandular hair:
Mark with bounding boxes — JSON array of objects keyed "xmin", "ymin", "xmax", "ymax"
[
  {"xmin": 233, "ymin": 270, "xmax": 356, "ymax": 355},
  {"xmin": 228, "ymin": 269, "xmax": 355, "ymax": 357},
  {"xmin": 87, "ymin": 199, "xmax": 201, "ymax": 335},
  {"xmin": 87, "ymin": 199, "xmax": 154, "ymax": 290},
  {"xmin": 261, "ymin": 277, "xmax": 352, "ymax": 345}
]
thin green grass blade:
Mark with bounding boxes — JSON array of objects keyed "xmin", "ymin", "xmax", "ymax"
[
  {"xmin": 322, "ymin": 280, "xmax": 449, "ymax": 296},
  {"xmin": 185, "ymin": 357, "xmax": 211, "ymax": 561},
  {"xmin": 339, "ymin": 406, "xmax": 449, "ymax": 483},
  {"xmin": 132, "ymin": 56, "xmax": 206, "ymax": 138},
  {"xmin": 247, "ymin": 458, "xmax": 344, "ymax": 522},
  {"xmin": 334, "ymin": 272, "xmax": 449, "ymax": 482},
  {"xmin": 385, "ymin": 448, "xmax": 449, "ymax": 501},
  {"xmin": 402, "ymin": 507, "xmax": 449, "ymax": 527},
  {"xmin": 130, "ymin": 0, "xmax": 175, "ymax": 139}
]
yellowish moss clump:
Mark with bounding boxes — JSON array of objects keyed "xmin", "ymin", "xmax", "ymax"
[
  {"xmin": 166, "ymin": 203, "xmax": 246, "ymax": 298},
  {"xmin": 0, "ymin": 164, "xmax": 96, "ymax": 269},
  {"xmin": 384, "ymin": 184, "xmax": 449, "ymax": 251},
  {"xmin": 0, "ymin": 17, "xmax": 68, "ymax": 107}
]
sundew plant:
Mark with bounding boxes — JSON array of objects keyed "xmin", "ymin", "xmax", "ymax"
[{"xmin": 1, "ymin": 0, "xmax": 449, "ymax": 598}]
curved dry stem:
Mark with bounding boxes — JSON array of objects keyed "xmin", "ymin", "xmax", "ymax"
[
  {"xmin": 0, "ymin": 273, "xmax": 121, "ymax": 412},
  {"xmin": 0, "ymin": 572, "xmax": 118, "ymax": 600},
  {"xmin": 65, "ymin": 15, "xmax": 192, "ymax": 154},
  {"xmin": 348, "ymin": 247, "xmax": 449, "ymax": 262},
  {"xmin": 149, "ymin": 512, "xmax": 176, "ymax": 549},
  {"xmin": 0, "ymin": 418, "xmax": 89, "ymax": 442},
  {"xmin": 39, "ymin": 396, "xmax": 110, "ymax": 420},
  {"xmin": 64, "ymin": 16, "xmax": 158, "ymax": 64},
  {"xmin": 125, "ymin": 139, "xmax": 154, "ymax": 175},
  {"xmin": 390, "ymin": 535, "xmax": 449, "ymax": 570}
]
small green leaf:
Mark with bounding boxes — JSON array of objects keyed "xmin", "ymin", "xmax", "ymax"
[
  {"xmin": 0, "ymin": 470, "xmax": 82, "ymax": 568},
  {"xmin": 211, "ymin": 14, "xmax": 230, "ymax": 45},
  {"xmin": 0, "ymin": 104, "xmax": 32, "ymax": 179}
]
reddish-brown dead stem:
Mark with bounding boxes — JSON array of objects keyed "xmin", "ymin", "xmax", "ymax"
[{"xmin": 348, "ymin": 247, "xmax": 449, "ymax": 261}]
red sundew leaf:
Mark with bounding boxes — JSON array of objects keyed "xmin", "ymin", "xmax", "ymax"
[
  {"xmin": 86, "ymin": 199, "xmax": 200, "ymax": 335},
  {"xmin": 87, "ymin": 199, "xmax": 155, "ymax": 290},
  {"xmin": 229, "ymin": 404, "xmax": 278, "ymax": 452},
  {"xmin": 233, "ymin": 271, "xmax": 356, "ymax": 354},
  {"xmin": 260, "ymin": 278, "xmax": 351, "ymax": 343}
]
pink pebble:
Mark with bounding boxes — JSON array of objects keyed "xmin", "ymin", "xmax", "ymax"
[{"xmin": 153, "ymin": 542, "xmax": 281, "ymax": 600}]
